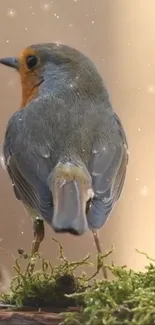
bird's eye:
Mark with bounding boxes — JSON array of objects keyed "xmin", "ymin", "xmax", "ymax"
[{"xmin": 26, "ymin": 55, "xmax": 38, "ymax": 70}]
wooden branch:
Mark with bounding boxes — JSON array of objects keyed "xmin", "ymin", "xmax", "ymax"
[{"xmin": 0, "ymin": 310, "xmax": 66, "ymax": 325}]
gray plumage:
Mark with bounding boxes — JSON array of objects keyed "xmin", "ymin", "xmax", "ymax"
[{"xmin": 1, "ymin": 43, "xmax": 128, "ymax": 234}]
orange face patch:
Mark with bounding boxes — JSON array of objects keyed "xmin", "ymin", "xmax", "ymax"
[
  {"xmin": 19, "ymin": 47, "xmax": 40, "ymax": 72},
  {"xmin": 18, "ymin": 47, "xmax": 41, "ymax": 107}
]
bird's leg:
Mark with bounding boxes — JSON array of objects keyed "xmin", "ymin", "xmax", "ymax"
[
  {"xmin": 31, "ymin": 219, "xmax": 45, "ymax": 256},
  {"xmin": 29, "ymin": 219, "xmax": 45, "ymax": 274},
  {"xmin": 92, "ymin": 229, "xmax": 108, "ymax": 279}
]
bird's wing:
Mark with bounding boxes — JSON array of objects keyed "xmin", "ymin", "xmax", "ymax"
[
  {"xmin": 2, "ymin": 111, "xmax": 53, "ymax": 221},
  {"xmin": 87, "ymin": 112, "xmax": 129, "ymax": 229}
]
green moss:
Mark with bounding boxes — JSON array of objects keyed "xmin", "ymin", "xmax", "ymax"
[
  {"xmin": 1, "ymin": 240, "xmax": 155, "ymax": 325},
  {"xmin": 62, "ymin": 250, "xmax": 155, "ymax": 325},
  {"xmin": 0, "ymin": 238, "xmax": 91, "ymax": 308}
]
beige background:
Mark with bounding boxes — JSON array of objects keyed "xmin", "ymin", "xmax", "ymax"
[{"xmin": 0, "ymin": 0, "xmax": 154, "ymax": 279}]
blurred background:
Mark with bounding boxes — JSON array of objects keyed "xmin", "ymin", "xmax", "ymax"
[{"xmin": 0, "ymin": 0, "xmax": 154, "ymax": 281}]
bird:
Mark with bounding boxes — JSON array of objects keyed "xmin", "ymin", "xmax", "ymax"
[{"xmin": 0, "ymin": 43, "xmax": 128, "ymax": 278}]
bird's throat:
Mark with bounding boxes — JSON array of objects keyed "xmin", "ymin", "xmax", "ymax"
[{"xmin": 20, "ymin": 74, "xmax": 44, "ymax": 107}]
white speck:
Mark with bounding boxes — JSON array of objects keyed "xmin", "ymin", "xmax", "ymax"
[
  {"xmin": 147, "ymin": 85, "xmax": 155, "ymax": 93},
  {"xmin": 44, "ymin": 153, "xmax": 50, "ymax": 158},
  {"xmin": 41, "ymin": 3, "xmax": 51, "ymax": 11},
  {"xmin": 54, "ymin": 13, "xmax": 56, "ymax": 16},
  {"xmin": 92, "ymin": 148, "xmax": 99, "ymax": 154},
  {"xmin": 7, "ymin": 8, "xmax": 16, "ymax": 17},
  {"xmin": 65, "ymin": 162, "xmax": 72, "ymax": 166},
  {"xmin": 60, "ymin": 179, "xmax": 66, "ymax": 188},
  {"xmin": 92, "ymin": 20, "xmax": 95, "ymax": 24},
  {"xmin": 40, "ymin": 147, "xmax": 50, "ymax": 158},
  {"xmin": 69, "ymin": 23, "xmax": 72, "ymax": 27},
  {"xmin": 140, "ymin": 185, "xmax": 149, "ymax": 197},
  {"xmin": 70, "ymin": 83, "xmax": 73, "ymax": 88},
  {"xmin": 32, "ymin": 11, "xmax": 36, "ymax": 15},
  {"xmin": 137, "ymin": 128, "xmax": 141, "ymax": 132},
  {"xmin": 56, "ymin": 15, "xmax": 59, "ymax": 18},
  {"xmin": 25, "ymin": 27, "xmax": 28, "ymax": 31},
  {"xmin": 21, "ymin": 231, "xmax": 24, "ymax": 235},
  {"xmin": 87, "ymin": 189, "xmax": 94, "ymax": 201},
  {"xmin": 75, "ymin": 76, "xmax": 79, "ymax": 79},
  {"xmin": 136, "ymin": 178, "xmax": 139, "ymax": 181},
  {"xmin": 0, "ymin": 154, "xmax": 6, "ymax": 170},
  {"xmin": 6, "ymin": 40, "xmax": 9, "ymax": 43}
]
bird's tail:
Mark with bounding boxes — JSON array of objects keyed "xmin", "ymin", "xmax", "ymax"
[{"xmin": 48, "ymin": 160, "xmax": 94, "ymax": 235}]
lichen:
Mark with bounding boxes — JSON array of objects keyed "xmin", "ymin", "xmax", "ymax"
[{"xmin": 62, "ymin": 250, "xmax": 155, "ymax": 325}]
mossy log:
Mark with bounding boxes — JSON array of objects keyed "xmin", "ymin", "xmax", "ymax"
[
  {"xmin": 0, "ymin": 309, "xmax": 67, "ymax": 325},
  {"xmin": 2, "ymin": 245, "xmax": 155, "ymax": 324}
]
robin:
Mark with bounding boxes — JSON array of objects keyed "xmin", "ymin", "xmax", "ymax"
[{"xmin": 0, "ymin": 43, "xmax": 128, "ymax": 278}]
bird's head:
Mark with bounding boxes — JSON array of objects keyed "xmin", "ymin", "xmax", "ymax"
[{"xmin": 0, "ymin": 42, "xmax": 104, "ymax": 107}]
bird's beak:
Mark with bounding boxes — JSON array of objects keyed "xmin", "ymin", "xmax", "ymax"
[{"xmin": 0, "ymin": 57, "xmax": 19, "ymax": 70}]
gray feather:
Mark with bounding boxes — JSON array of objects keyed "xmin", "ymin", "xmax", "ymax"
[
  {"xmin": 87, "ymin": 112, "xmax": 128, "ymax": 229},
  {"xmin": 1, "ymin": 43, "xmax": 128, "ymax": 231}
]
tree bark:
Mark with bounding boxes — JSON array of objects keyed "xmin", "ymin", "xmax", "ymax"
[{"xmin": 0, "ymin": 310, "xmax": 66, "ymax": 325}]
